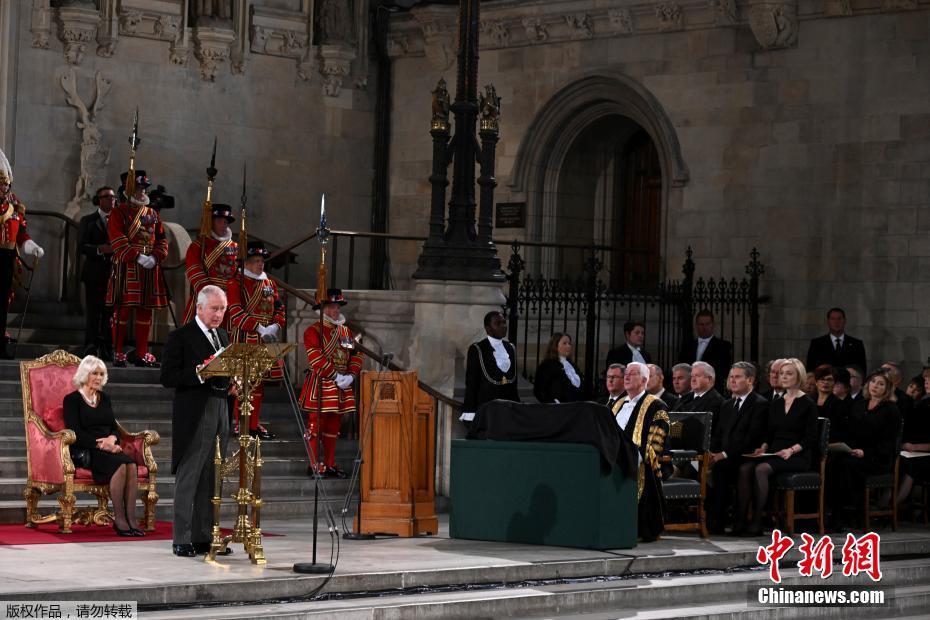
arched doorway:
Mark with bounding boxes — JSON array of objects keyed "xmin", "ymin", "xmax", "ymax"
[
  {"xmin": 552, "ymin": 118, "xmax": 662, "ymax": 288},
  {"xmin": 509, "ymin": 72, "xmax": 688, "ymax": 289}
]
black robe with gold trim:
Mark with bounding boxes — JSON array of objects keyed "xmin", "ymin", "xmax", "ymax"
[{"xmin": 611, "ymin": 392, "xmax": 670, "ymax": 542}]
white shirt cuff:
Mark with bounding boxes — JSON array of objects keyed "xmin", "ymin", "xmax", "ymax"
[{"xmin": 459, "ymin": 412, "xmax": 476, "ymax": 422}]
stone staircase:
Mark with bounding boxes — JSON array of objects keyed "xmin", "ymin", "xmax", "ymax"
[{"xmin": 0, "ymin": 359, "xmax": 362, "ymax": 526}]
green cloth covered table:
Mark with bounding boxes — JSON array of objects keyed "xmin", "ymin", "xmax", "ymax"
[{"xmin": 450, "ymin": 439, "xmax": 637, "ymax": 549}]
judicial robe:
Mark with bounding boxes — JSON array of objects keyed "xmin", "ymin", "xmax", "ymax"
[{"xmin": 610, "ymin": 392, "xmax": 670, "ymax": 541}]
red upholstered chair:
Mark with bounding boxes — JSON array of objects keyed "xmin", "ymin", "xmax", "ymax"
[{"xmin": 21, "ymin": 350, "xmax": 160, "ymax": 533}]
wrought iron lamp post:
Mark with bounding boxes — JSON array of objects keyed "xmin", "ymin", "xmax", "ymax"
[{"xmin": 413, "ymin": 0, "xmax": 504, "ymax": 282}]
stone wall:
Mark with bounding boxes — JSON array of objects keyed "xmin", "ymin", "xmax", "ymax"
[
  {"xmin": 0, "ymin": 0, "xmax": 374, "ymax": 307},
  {"xmin": 386, "ymin": 1, "xmax": 930, "ymax": 377}
]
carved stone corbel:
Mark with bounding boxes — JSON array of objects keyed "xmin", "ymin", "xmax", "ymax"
[
  {"xmin": 608, "ymin": 8, "xmax": 635, "ymax": 34},
  {"xmin": 30, "ymin": 0, "xmax": 52, "ymax": 50},
  {"xmin": 412, "ymin": 6, "xmax": 456, "ymax": 71},
  {"xmin": 57, "ymin": 2, "xmax": 101, "ymax": 66},
  {"xmin": 194, "ymin": 26, "xmax": 236, "ymax": 81},
  {"xmin": 96, "ymin": 0, "xmax": 118, "ymax": 57},
  {"xmin": 481, "ymin": 20, "xmax": 510, "ymax": 48},
  {"xmin": 522, "ymin": 17, "xmax": 549, "ymax": 42},
  {"xmin": 564, "ymin": 14, "xmax": 594, "ymax": 39},
  {"xmin": 655, "ymin": 3, "xmax": 684, "ymax": 32},
  {"xmin": 709, "ymin": 0, "xmax": 740, "ymax": 26},
  {"xmin": 319, "ymin": 44, "xmax": 356, "ymax": 97},
  {"xmin": 749, "ymin": 1, "xmax": 798, "ymax": 49}
]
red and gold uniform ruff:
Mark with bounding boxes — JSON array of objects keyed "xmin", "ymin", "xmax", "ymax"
[
  {"xmin": 227, "ymin": 262, "xmax": 285, "ymax": 434},
  {"xmin": 106, "ymin": 171, "xmax": 168, "ymax": 366},
  {"xmin": 183, "ymin": 236, "xmax": 238, "ymax": 325},
  {"xmin": 299, "ymin": 290, "xmax": 362, "ymax": 473}
]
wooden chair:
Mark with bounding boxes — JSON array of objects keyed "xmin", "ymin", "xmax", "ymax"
[
  {"xmin": 661, "ymin": 411, "xmax": 713, "ymax": 538},
  {"xmin": 21, "ymin": 350, "xmax": 160, "ymax": 533},
  {"xmin": 863, "ymin": 419, "xmax": 904, "ymax": 531},
  {"xmin": 772, "ymin": 417, "xmax": 829, "ymax": 535}
]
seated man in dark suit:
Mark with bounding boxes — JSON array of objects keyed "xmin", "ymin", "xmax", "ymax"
[
  {"xmin": 647, "ymin": 363, "xmax": 678, "ymax": 409},
  {"xmin": 461, "ymin": 310, "xmax": 519, "ymax": 426},
  {"xmin": 707, "ymin": 362, "xmax": 768, "ymax": 534},
  {"xmin": 805, "ymin": 307, "xmax": 867, "ymax": 375},
  {"xmin": 603, "ymin": 363, "xmax": 625, "ymax": 414},
  {"xmin": 606, "ymin": 321, "xmax": 651, "ymax": 367},
  {"xmin": 673, "ymin": 361, "xmax": 724, "ymax": 417},
  {"xmin": 846, "ymin": 364, "xmax": 865, "ymax": 401},
  {"xmin": 671, "ymin": 363, "xmax": 692, "ymax": 397},
  {"xmin": 678, "ymin": 310, "xmax": 732, "ymax": 393}
]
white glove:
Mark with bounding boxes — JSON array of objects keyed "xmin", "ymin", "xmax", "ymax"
[
  {"xmin": 136, "ymin": 254, "xmax": 156, "ymax": 269},
  {"xmin": 335, "ymin": 373, "xmax": 354, "ymax": 390},
  {"xmin": 22, "ymin": 239, "xmax": 44, "ymax": 259},
  {"xmin": 257, "ymin": 324, "xmax": 279, "ymax": 343}
]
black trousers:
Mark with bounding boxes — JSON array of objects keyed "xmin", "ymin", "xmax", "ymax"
[
  {"xmin": 708, "ymin": 457, "xmax": 741, "ymax": 529},
  {"xmin": 83, "ymin": 278, "xmax": 112, "ymax": 353},
  {"xmin": 0, "ymin": 249, "xmax": 15, "ymax": 353}
]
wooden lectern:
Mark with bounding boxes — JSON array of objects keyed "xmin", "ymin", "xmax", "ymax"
[{"xmin": 357, "ymin": 370, "xmax": 437, "ymax": 536}]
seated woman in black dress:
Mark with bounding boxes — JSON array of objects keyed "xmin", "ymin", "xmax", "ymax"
[
  {"xmin": 734, "ymin": 357, "xmax": 818, "ymax": 536},
  {"xmin": 826, "ymin": 369, "xmax": 901, "ymax": 529},
  {"xmin": 63, "ymin": 355, "xmax": 143, "ymax": 537},
  {"xmin": 897, "ymin": 373, "xmax": 930, "ymax": 508},
  {"xmin": 814, "ymin": 364, "xmax": 849, "ymax": 443},
  {"xmin": 533, "ymin": 332, "xmax": 584, "ymax": 404}
]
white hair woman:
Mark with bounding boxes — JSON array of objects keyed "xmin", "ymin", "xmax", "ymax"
[{"xmin": 63, "ymin": 355, "xmax": 143, "ymax": 536}]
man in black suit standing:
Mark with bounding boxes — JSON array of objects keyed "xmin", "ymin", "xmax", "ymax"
[
  {"xmin": 673, "ymin": 361, "xmax": 724, "ymax": 416},
  {"xmin": 678, "ymin": 310, "xmax": 732, "ymax": 393},
  {"xmin": 646, "ymin": 363, "xmax": 678, "ymax": 409},
  {"xmin": 805, "ymin": 307, "xmax": 867, "ymax": 375},
  {"xmin": 461, "ymin": 310, "xmax": 519, "ymax": 426},
  {"xmin": 77, "ymin": 186, "xmax": 115, "ymax": 359},
  {"xmin": 161, "ymin": 285, "xmax": 234, "ymax": 558},
  {"xmin": 606, "ymin": 321, "xmax": 651, "ymax": 367},
  {"xmin": 707, "ymin": 362, "xmax": 768, "ymax": 534}
]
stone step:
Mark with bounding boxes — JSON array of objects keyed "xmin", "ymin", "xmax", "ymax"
[
  {"xmin": 7, "ymin": 312, "xmax": 86, "ymax": 331},
  {"xmin": 111, "ymin": 559, "xmax": 930, "ymax": 620},
  {"xmin": 0, "ymin": 437, "xmax": 332, "ymax": 460},
  {"xmin": 0, "ymin": 493, "xmax": 354, "ymax": 525}
]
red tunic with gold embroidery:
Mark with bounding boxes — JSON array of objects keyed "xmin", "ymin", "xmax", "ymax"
[
  {"xmin": 106, "ymin": 201, "xmax": 169, "ymax": 308},
  {"xmin": 226, "ymin": 273, "xmax": 286, "ymax": 381},
  {"xmin": 299, "ymin": 320, "xmax": 363, "ymax": 415},
  {"xmin": 182, "ymin": 235, "xmax": 239, "ymax": 325},
  {"xmin": 0, "ymin": 194, "xmax": 31, "ymax": 251}
]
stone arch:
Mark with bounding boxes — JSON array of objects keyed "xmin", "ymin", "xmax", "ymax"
[{"xmin": 507, "ymin": 71, "xmax": 689, "ymax": 278}]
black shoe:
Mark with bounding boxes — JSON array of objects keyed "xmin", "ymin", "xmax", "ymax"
[
  {"xmin": 113, "ymin": 524, "xmax": 135, "ymax": 537},
  {"xmin": 113, "ymin": 353, "xmax": 128, "ymax": 367},
  {"xmin": 193, "ymin": 542, "xmax": 232, "ymax": 555},
  {"xmin": 129, "ymin": 527, "xmax": 145, "ymax": 537},
  {"xmin": 252, "ymin": 426, "xmax": 275, "ymax": 440},
  {"xmin": 307, "ymin": 465, "xmax": 318, "ymax": 477},
  {"xmin": 173, "ymin": 544, "xmax": 196, "ymax": 557},
  {"xmin": 324, "ymin": 466, "xmax": 348, "ymax": 479}
]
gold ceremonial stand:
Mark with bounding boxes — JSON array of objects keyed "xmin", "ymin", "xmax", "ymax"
[{"xmin": 199, "ymin": 342, "xmax": 294, "ymax": 564}]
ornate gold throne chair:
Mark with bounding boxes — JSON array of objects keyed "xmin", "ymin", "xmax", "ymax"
[{"xmin": 21, "ymin": 350, "xmax": 160, "ymax": 532}]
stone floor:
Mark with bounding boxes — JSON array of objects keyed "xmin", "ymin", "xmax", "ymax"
[{"xmin": 3, "ymin": 515, "xmax": 930, "ymax": 618}]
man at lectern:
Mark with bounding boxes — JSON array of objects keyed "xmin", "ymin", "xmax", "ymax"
[
  {"xmin": 160, "ymin": 285, "xmax": 233, "ymax": 558},
  {"xmin": 611, "ymin": 361, "xmax": 670, "ymax": 542},
  {"xmin": 299, "ymin": 288, "xmax": 363, "ymax": 478},
  {"xmin": 460, "ymin": 310, "xmax": 520, "ymax": 426}
]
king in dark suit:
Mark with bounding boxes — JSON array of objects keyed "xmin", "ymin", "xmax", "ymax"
[
  {"xmin": 805, "ymin": 308, "xmax": 867, "ymax": 378},
  {"xmin": 678, "ymin": 310, "xmax": 732, "ymax": 393},
  {"xmin": 707, "ymin": 363, "xmax": 768, "ymax": 533},
  {"xmin": 77, "ymin": 187, "xmax": 116, "ymax": 359},
  {"xmin": 160, "ymin": 285, "xmax": 233, "ymax": 558},
  {"xmin": 462, "ymin": 311, "xmax": 520, "ymax": 425}
]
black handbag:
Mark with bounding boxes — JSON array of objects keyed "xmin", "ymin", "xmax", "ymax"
[{"xmin": 71, "ymin": 449, "xmax": 91, "ymax": 469}]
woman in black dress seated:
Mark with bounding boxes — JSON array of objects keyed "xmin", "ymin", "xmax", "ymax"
[
  {"xmin": 734, "ymin": 358, "xmax": 818, "ymax": 536},
  {"xmin": 814, "ymin": 364, "xmax": 849, "ymax": 443},
  {"xmin": 897, "ymin": 373, "xmax": 930, "ymax": 508},
  {"xmin": 826, "ymin": 370, "xmax": 901, "ymax": 529},
  {"xmin": 63, "ymin": 355, "xmax": 143, "ymax": 536},
  {"xmin": 533, "ymin": 332, "xmax": 584, "ymax": 404}
]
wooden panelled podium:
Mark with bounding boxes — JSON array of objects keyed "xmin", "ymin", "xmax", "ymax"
[{"xmin": 356, "ymin": 370, "xmax": 438, "ymax": 536}]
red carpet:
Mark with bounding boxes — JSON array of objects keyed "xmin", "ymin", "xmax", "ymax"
[{"xmin": 0, "ymin": 521, "xmax": 281, "ymax": 545}]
